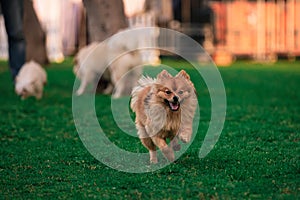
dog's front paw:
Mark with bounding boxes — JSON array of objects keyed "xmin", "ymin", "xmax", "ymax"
[
  {"xmin": 170, "ymin": 137, "xmax": 181, "ymax": 151},
  {"xmin": 172, "ymin": 143, "xmax": 181, "ymax": 151},
  {"xmin": 178, "ymin": 132, "xmax": 192, "ymax": 143},
  {"xmin": 171, "ymin": 140, "xmax": 181, "ymax": 151},
  {"xmin": 161, "ymin": 146, "xmax": 175, "ymax": 162},
  {"xmin": 150, "ymin": 158, "xmax": 158, "ymax": 164},
  {"xmin": 35, "ymin": 91, "xmax": 43, "ymax": 100}
]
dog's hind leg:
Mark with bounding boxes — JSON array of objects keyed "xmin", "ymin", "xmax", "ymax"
[
  {"xmin": 34, "ymin": 80, "xmax": 44, "ymax": 100},
  {"xmin": 151, "ymin": 136, "xmax": 174, "ymax": 162},
  {"xmin": 141, "ymin": 137, "xmax": 157, "ymax": 164},
  {"xmin": 76, "ymin": 78, "xmax": 88, "ymax": 95},
  {"xmin": 137, "ymin": 125, "xmax": 158, "ymax": 163},
  {"xmin": 103, "ymin": 83, "xmax": 114, "ymax": 95}
]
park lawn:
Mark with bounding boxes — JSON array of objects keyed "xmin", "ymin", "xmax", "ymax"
[{"xmin": 0, "ymin": 58, "xmax": 299, "ymax": 199}]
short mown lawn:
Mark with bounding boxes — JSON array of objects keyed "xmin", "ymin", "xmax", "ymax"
[{"xmin": 0, "ymin": 58, "xmax": 299, "ymax": 199}]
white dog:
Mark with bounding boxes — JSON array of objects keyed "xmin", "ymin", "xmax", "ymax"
[
  {"xmin": 73, "ymin": 41, "xmax": 143, "ymax": 97},
  {"xmin": 109, "ymin": 52, "xmax": 143, "ymax": 98},
  {"xmin": 15, "ymin": 60, "xmax": 47, "ymax": 100},
  {"xmin": 73, "ymin": 42, "xmax": 113, "ymax": 96},
  {"xmin": 73, "ymin": 28, "xmax": 160, "ymax": 97}
]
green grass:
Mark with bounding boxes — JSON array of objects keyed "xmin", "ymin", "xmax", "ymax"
[{"xmin": 0, "ymin": 58, "xmax": 299, "ymax": 199}]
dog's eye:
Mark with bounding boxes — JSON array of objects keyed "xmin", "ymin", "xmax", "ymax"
[
  {"xmin": 178, "ymin": 90, "xmax": 184, "ymax": 94},
  {"xmin": 165, "ymin": 90, "xmax": 171, "ymax": 95}
]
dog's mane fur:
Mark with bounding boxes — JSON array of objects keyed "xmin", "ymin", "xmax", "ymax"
[{"xmin": 130, "ymin": 75, "xmax": 156, "ymax": 111}]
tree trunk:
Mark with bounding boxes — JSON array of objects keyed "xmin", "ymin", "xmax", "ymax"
[
  {"xmin": 78, "ymin": 5, "xmax": 87, "ymax": 50},
  {"xmin": 23, "ymin": 0, "xmax": 49, "ymax": 65},
  {"xmin": 81, "ymin": 0, "xmax": 128, "ymax": 94},
  {"xmin": 82, "ymin": 0, "xmax": 128, "ymax": 43}
]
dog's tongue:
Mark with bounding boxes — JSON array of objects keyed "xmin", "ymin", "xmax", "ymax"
[{"xmin": 169, "ymin": 102, "xmax": 179, "ymax": 111}]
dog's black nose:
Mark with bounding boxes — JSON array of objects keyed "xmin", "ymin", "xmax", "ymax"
[{"xmin": 173, "ymin": 96, "xmax": 179, "ymax": 102}]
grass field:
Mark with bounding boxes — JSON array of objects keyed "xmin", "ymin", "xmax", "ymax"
[{"xmin": 0, "ymin": 58, "xmax": 299, "ymax": 199}]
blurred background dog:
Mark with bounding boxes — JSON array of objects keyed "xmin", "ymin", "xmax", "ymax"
[
  {"xmin": 73, "ymin": 28, "xmax": 160, "ymax": 98},
  {"xmin": 73, "ymin": 40, "xmax": 143, "ymax": 97},
  {"xmin": 15, "ymin": 60, "xmax": 47, "ymax": 100}
]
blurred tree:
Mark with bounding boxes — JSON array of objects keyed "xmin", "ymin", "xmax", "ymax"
[
  {"xmin": 145, "ymin": 0, "xmax": 173, "ymax": 27},
  {"xmin": 82, "ymin": 0, "xmax": 128, "ymax": 43},
  {"xmin": 81, "ymin": 0, "xmax": 128, "ymax": 93},
  {"xmin": 23, "ymin": 0, "xmax": 48, "ymax": 65}
]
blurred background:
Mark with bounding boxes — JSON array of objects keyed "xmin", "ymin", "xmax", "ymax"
[{"xmin": 0, "ymin": 0, "xmax": 299, "ymax": 66}]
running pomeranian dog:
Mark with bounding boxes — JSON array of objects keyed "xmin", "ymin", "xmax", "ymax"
[
  {"xmin": 15, "ymin": 60, "xmax": 47, "ymax": 100},
  {"xmin": 130, "ymin": 70, "xmax": 197, "ymax": 163}
]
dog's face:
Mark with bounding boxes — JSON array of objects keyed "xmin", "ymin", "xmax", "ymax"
[
  {"xmin": 15, "ymin": 79, "xmax": 36, "ymax": 100},
  {"xmin": 154, "ymin": 70, "xmax": 195, "ymax": 112},
  {"xmin": 155, "ymin": 85, "xmax": 180, "ymax": 111}
]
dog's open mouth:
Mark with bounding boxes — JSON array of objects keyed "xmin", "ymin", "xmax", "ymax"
[{"xmin": 165, "ymin": 100, "xmax": 180, "ymax": 111}]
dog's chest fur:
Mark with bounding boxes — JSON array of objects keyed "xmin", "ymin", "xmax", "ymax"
[
  {"xmin": 147, "ymin": 104, "xmax": 181, "ymax": 139},
  {"xmin": 163, "ymin": 110, "xmax": 181, "ymax": 133}
]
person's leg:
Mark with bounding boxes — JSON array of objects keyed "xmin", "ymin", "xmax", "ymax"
[{"xmin": 0, "ymin": 0, "xmax": 25, "ymax": 80}]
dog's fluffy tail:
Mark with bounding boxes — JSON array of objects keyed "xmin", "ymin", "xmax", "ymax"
[{"xmin": 130, "ymin": 76, "xmax": 155, "ymax": 111}]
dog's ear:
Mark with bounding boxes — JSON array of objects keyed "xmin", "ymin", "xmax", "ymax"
[
  {"xmin": 176, "ymin": 70, "xmax": 190, "ymax": 80},
  {"xmin": 177, "ymin": 70, "xmax": 197, "ymax": 93},
  {"xmin": 157, "ymin": 70, "xmax": 172, "ymax": 80}
]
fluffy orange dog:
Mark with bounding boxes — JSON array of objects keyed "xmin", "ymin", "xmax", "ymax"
[{"xmin": 130, "ymin": 70, "xmax": 197, "ymax": 163}]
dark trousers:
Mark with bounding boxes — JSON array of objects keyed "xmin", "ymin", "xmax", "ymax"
[{"xmin": 0, "ymin": 0, "xmax": 25, "ymax": 80}]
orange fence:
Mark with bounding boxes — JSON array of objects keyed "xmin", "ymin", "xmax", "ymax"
[{"xmin": 211, "ymin": 0, "xmax": 300, "ymax": 60}]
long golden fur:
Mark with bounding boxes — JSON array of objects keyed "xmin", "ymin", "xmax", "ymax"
[{"xmin": 130, "ymin": 70, "xmax": 197, "ymax": 163}]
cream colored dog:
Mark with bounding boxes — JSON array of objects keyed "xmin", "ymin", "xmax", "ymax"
[
  {"xmin": 73, "ymin": 28, "xmax": 160, "ymax": 97},
  {"xmin": 15, "ymin": 60, "xmax": 47, "ymax": 100},
  {"xmin": 73, "ymin": 42, "xmax": 113, "ymax": 96},
  {"xmin": 109, "ymin": 52, "xmax": 143, "ymax": 98},
  {"xmin": 73, "ymin": 41, "xmax": 144, "ymax": 97}
]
